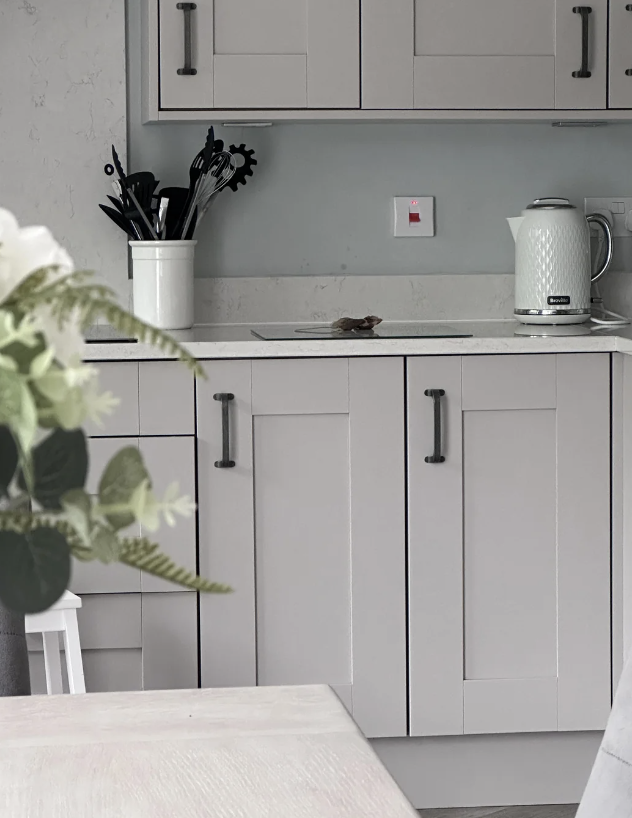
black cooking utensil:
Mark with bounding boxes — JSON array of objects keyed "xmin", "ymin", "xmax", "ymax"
[
  {"xmin": 175, "ymin": 153, "xmax": 207, "ymax": 239},
  {"xmin": 126, "ymin": 171, "xmax": 159, "ymax": 212},
  {"xmin": 99, "ymin": 204, "xmax": 138, "ymax": 239},
  {"xmin": 107, "ymin": 195, "xmax": 126, "ymax": 215},
  {"xmin": 157, "ymin": 186, "xmax": 190, "ymax": 240},
  {"xmin": 227, "ymin": 143, "xmax": 257, "ymax": 192}
]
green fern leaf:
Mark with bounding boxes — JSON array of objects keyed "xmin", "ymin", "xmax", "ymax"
[{"xmin": 119, "ymin": 536, "xmax": 231, "ymax": 594}]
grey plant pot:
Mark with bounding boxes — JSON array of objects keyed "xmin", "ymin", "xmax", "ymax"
[{"xmin": 0, "ymin": 601, "xmax": 31, "ymax": 696}]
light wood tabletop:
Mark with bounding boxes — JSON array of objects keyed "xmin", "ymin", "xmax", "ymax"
[{"xmin": 0, "ymin": 684, "xmax": 418, "ymax": 817}]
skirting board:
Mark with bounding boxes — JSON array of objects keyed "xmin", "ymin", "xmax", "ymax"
[{"xmin": 371, "ymin": 732, "xmax": 602, "ymax": 810}]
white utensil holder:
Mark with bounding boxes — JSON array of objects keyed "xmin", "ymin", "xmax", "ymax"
[{"xmin": 130, "ymin": 241, "xmax": 196, "ymax": 330}]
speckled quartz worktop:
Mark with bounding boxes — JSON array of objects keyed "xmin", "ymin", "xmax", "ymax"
[{"xmin": 83, "ymin": 320, "xmax": 632, "ymax": 360}]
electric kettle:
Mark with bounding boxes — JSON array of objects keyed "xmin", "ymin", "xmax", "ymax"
[{"xmin": 508, "ymin": 197, "xmax": 613, "ymax": 325}]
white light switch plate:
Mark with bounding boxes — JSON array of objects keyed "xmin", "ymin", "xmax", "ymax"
[
  {"xmin": 394, "ymin": 196, "xmax": 435, "ymax": 237},
  {"xmin": 584, "ymin": 197, "xmax": 632, "ymax": 237}
]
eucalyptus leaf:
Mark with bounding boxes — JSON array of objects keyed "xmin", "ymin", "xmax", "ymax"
[
  {"xmin": 0, "ymin": 425, "xmax": 18, "ymax": 497},
  {"xmin": 91, "ymin": 525, "xmax": 121, "ymax": 564},
  {"xmin": 0, "ymin": 368, "xmax": 23, "ymax": 427},
  {"xmin": 99, "ymin": 446, "xmax": 150, "ymax": 531},
  {"xmin": 0, "ymin": 527, "xmax": 71, "ymax": 614},
  {"xmin": 61, "ymin": 488, "xmax": 92, "ymax": 545},
  {"xmin": 19, "ymin": 428, "xmax": 88, "ymax": 509}
]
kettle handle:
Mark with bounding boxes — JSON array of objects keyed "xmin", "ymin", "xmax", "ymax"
[{"xmin": 586, "ymin": 213, "xmax": 614, "ymax": 283}]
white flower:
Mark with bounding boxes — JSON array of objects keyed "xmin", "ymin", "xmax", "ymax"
[
  {"xmin": 82, "ymin": 381, "xmax": 120, "ymax": 427},
  {"xmin": 0, "ymin": 209, "xmax": 74, "ymax": 305}
]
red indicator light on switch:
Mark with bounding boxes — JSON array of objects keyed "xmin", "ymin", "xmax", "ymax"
[{"xmin": 411, "ymin": 200, "xmax": 418, "ymax": 205}]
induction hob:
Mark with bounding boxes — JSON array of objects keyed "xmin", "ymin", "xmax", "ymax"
[{"xmin": 251, "ymin": 323, "xmax": 473, "ymax": 341}]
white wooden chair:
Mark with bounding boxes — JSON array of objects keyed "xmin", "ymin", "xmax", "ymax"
[{"xmin": 25, "ymin": 590, "xmax": 86, "ymax": 695}]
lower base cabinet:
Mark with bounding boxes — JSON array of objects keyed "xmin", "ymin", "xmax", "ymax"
[
  {"xmin": 197, "ymin": 357, "xmax": 407, "ymax": 739},
  {"xmin": 28, "ymin": 593, "xmax": 198, "ymax": 694},
  {"xmin": 408, "ymin": 353, "xmax": 611, "ymax": 736}
]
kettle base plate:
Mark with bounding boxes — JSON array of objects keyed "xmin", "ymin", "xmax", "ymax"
[{"xmin": 514, "ymin": 311, "xmax": 591, "ymax": 326}]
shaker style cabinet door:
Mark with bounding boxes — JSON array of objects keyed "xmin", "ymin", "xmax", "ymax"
[
  {"xmin": 158, "ymin": 0, "xmax": 360, "ymax": 110},
  {"xmin": 609, "ymin": 2, "xmax": 632, "ymax": 108},
  {"xmin": 407, "ymin": 354, "xmax": 611, "ymax": 736},
  {"xmin": 197, "ymin": 358, "xmax": 407, "ymax": 738},
  {"xmin": 362, "ymin": 0, "xmax": 607, "ymax": 110}
]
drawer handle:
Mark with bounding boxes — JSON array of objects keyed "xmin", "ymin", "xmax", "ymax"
[
  {"xmin": 176, "ymin": 2, "xmax": 198, "ymax": 76},
  {"xmin": 213, "ymin": 393, "xmax": 236, "ymax": 469},
  {"xmin": 626, "ymin": 5, "xmax": 632, "ymax": 75},
  {"xmin": 424, "ymin": 389, "xmax": 446, "ymax": 465},
  {"xmin": 572, "ymin": 6, "xmax": 592, "ymax": 78}
]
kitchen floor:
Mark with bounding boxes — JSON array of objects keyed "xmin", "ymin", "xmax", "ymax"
[{"xmin": 418, "ymin": 807, "xmax": 578, "ymax": 817}]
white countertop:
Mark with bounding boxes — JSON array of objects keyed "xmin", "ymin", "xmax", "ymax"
[{"xmin": 83, "ymin": 320, "xmax": 632, "ymax": 361}]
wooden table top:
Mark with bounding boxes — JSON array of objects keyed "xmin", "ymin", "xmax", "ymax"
[{"xmin": 0, "ymin": 684, "xmax": 417, "ymax": 817}]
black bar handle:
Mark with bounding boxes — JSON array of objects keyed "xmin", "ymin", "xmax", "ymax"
[
  {"xmin": 213, "ymin": 393, "xmax": 235, "ymax": 468},
  {"xmin": 424, "ymin": 389, "xmax": 446, "ymax": 464},
  {"xmin": 572, "ymin": 7, "xmax": 592, "ymax": 78},
  {"xmin": 177, "ymin": 2, "xmax": 198, "ymax": 76},
  {"xmin": 626, "ymin": 5, "xmax": 632, "ymax": 75}
]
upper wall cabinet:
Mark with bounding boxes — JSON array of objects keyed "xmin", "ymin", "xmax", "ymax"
[
  {"xmin": 154, "ymin": 0, "xmax": 359, "ymax": 111},
  {"xmin": 143, "ymin": 0, "xmax": 631, "ymax": 119},
  {"xmin": 362, "ymin": 0, "xmax": 607, "ymax": 110}
]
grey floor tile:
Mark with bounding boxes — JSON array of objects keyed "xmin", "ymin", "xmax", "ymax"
[
  {"xmin": 418, "ymin": 807, "xmax": 578, "ymax": 818},
  {"xmin": 418, "ymin": 809, "xmax": 506, "ymax": 818}
]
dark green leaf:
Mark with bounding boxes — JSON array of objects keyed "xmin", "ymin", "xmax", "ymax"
[
  {"xmin": 18, "ymin": 429, "xmax": 88, "ymax": 509},
  {"xmin": 0, "ymin": 527, "xmax": 71, "ymax": 613},
  {"xmin": 98, "ymin": 446, "xmax": 149, "ymax": 531},
  {"xmin": 0, "ymin": 426, "xmax": 18, "ymax": 497}
]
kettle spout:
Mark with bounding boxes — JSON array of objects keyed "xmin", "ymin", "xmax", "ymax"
[{"xmin": 507, "ymin": 216, "xmax": 524, "ymax": 242}]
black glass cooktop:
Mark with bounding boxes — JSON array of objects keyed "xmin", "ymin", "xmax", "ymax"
[{"xmin": 251, "ymin": 323, "xmax": 473, "ymax": 340}]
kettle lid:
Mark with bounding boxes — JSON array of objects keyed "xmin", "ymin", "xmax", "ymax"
[{"xmin": 527, "ymin": 197, "xmax": 576, "ymax": 210}]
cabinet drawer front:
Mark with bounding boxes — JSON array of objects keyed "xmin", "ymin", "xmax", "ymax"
[
  {"xmin": 87, "ymin": 363, "xmax": 139, "ymax": 437},
  {"xmin": 139, "ymin": 361, "xmax": 195, "ymax": 436}
]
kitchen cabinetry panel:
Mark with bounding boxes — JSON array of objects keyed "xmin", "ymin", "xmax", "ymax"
[
  {"xmin": 138, "ymin": 361, "xmax": 195, "ymax": 436},
  {"xmin": 363, "ymin": 0, "xmax": 607, "ymax": 110},
  {"xmin": 555, "ymin": 0, "xmax": 608, "ymax": 110},
  {"xmin": 198, "ymin": 357, "xmax": 406, "ymax": 738},
  {"xmin": 139, "ymin": 436, "xmax": 197, "ymax": 593},
  {"xmin": 463, "ymin": 408, "xmax": 558, "ymax": 681},
  {"xmin": 609, "ymin": 2, "xmax": 632, "ymax": 108},
  {"xmin": 74, "ymin": 436, "xmax": 195, "ymax": 595},
  {"xmin": 158, "ymin": 0, "xmax": 359, "ymax": 111},
  {"xmin": 253, "ymin": 413, "xmax": 352, "ymax": 688},
  {"xmin": 86, "ymin": 363, "xmax": 139, "ymax": 437},
  {"xmin": 408, "ymin": 353, "xmax": 611, "ymax": 736},
  {"xmin": 29, "ymin": 593, "xmax": 198, "ymax": 694}
]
